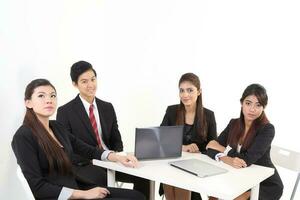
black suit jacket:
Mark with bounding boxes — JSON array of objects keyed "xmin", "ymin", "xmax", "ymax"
[
  {"xmin": 56, "ymin": 95, "xmax": 123, "ymax": 164},
  {"xmin": 161, "ymin": 104, "xmax": 217, "ymax": 153},
  {"xmin": 207, "ymin": 119, "xmax": 283, "ymax": 200},
  {"xmin": 11, "ymin": 121, "xmax": 104, "ymax": 200}
]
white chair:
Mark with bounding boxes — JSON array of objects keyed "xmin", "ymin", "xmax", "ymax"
[
  {"xmin": 16, "ymin": 166, "xmax": 35, "ymax": 200},
  {"xmin": 271, "ymin": 145, "xmax": 300, "ymax": 200}
]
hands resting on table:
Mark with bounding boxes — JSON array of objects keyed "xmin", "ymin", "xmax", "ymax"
[
  {"xmin": 108, "ymin": 152, "xmax": 139, "ymax": 168},
  {"xmin": 206, "ymin": 140, "xmax": 247, "ymax": 169}
]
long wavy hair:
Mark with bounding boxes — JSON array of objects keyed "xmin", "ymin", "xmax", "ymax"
[
  {"xmin": 176, "ymin": 73, "xmax": 208, "ymax": 141},
  {"xmin": 227, "ymin": 83, "xmax": 269, "ymax": 149},
  {"xmin": 23, "ymin": 79, "xmax": 72, "ymax": 174}
]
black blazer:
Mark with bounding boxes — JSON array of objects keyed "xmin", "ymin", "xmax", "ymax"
[
  {"xmin": 57, "ymin": 95, "xmax": 123, "ymax": 164},
  {"xmin": 161, "ymin": 104, "xmax": 217, "ymax": 153},
  {"xmin": 207, "ymin": 119, "xmax": 283, "ymax": 200},
  {"xmin": 11, "ymin": 121, "xmax": 104, "ymax": 200}
]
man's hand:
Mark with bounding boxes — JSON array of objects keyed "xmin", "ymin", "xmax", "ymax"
[{"xmin": 117, "ymin": 154, "xmax": 139, "ymax": 168}]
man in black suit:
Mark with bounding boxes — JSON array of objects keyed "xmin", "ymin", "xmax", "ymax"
[{"xmin": 56, "ymin": 61, "xmax": 150, "ymax": 199}]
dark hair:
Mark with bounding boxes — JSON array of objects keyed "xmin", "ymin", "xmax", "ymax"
[
  {"xmin": 176, "ymin": 73, "xmax": 208, "ymax": 141},
  {"xmin": 228, "ymin": 83, "xmax": 269, "ymax": 149},
  {"xmin": 70, "ymin": 60, "xmax": 97, "ymax": 84},
  {"xmin": 24, "ymin": 79, "xmax": 72, "ymax": 174}
]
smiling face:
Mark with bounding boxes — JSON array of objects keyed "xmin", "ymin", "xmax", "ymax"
[
  {"xmin": 73, "ymin": 69, "xmax": 97, "ymax": 103},
  {"xmin": 25, "ymin": 85, "xmax": 57, "ymax": 119},
  {"xmin": 241, "ymin": 95, "xmax": 264, "ymax": 123},
  {"xmin": 179, "ymin": 81, "xmax": 200, "ymax": 108}
]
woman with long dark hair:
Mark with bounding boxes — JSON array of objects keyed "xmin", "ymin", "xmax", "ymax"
[
  {"xmin": 160, "ymin": 73, "xmax": 217, "ymax": 200},
  {"xmin": 206, "ymin": 83, "xmax": 283, "ymax": 200},
  {"xmin": 11, "ymin": 79, "xmax": 145, "ymax": 200}
]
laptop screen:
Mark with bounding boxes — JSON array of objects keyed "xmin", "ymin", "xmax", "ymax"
[{"xmin": 134, "ymin": 126, "xmax": 183, "ymax": 160}]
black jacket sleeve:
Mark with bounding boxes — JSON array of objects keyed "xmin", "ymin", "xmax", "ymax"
[
  {"xmin": 68, "ymin": 132, "xmax": 104, "ymax": 160},
  {"xmin": 197, "ymin": 109, "xmax": 217, "ymax": 152},
  {"xmin": 108, "ymin": 103, "xmax": 123, "ymax": 151},
  {"xmin": 227, "ymin": 123, "xmax": 275, "ymax": 166},
  {"xmin": 206, "ymin": 119, "xmax": 232, "ymax": 159},
  {"xmin": 56, "ymin": 106, "xmax": 72, "ymax": 134},
  {"xmin": 206, "ymin": 110, "xmax": 217, "ymax": 142},
  {"xmin": 11, "ymin": 127, "xmax": 62, "ymax": 199}
]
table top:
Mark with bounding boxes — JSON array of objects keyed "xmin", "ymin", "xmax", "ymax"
[{"xmin": 93, "ymin": 152, "xmax": 274, "ymax": 199}]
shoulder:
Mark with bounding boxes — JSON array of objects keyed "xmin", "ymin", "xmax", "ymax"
[
  {"xmin": 57, "ymin": 97, "xmax": 77, "ymax": 112},
  {"xmin": 12, "ymin": 125, "xmax": 37, "ymax": 147},
  {"xmin": 203, "ymin": 107, "xmax": 215, "ymax": 117},
  {"xmin": 50, "ymin": 120, "xmax": 69, "ymax": 133},
  {"xmin": 96, "ymin": 98, "xmax": 112, "ymax": 106},
  {"xmin": 96, "ymin": 98, "xmax": 115, "ymax": 111},
  {"xmin": 50, "ymin": 120, "xmax": 64, "ymax": 128},
  {"xmin": 166, "ymin": 104, "xmax": 179, "ymax": 113},
  {"xmin": 224, "ymin": 118, "xmax": 239, "ymax": 129},
  {"xmin": 96, "ymin": 97, "xmax": 113, "ymax": 107},
  {"xmin": 15, "ymin": 125, "xmax": 32, "ymax": 136},
  {"xmin": 258, "ymin": 122, "xmax": 275, "ymax": 135}
]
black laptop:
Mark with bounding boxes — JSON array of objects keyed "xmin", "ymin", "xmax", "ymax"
[{"xmin": 134, "ymin": 126, "xmax": 183, "ymax": 160}]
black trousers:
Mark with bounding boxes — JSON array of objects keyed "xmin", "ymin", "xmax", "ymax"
[
  {"xmin": 74, "ymin": 163, "xmax": 150, "ymax": 200},
  {"xmin": 116, "ymin": 172, "xmax": 150, "ymax": 200},
  {"xmin": 103, "ymin": 187, "xmax": 146, "ymax": 200}
]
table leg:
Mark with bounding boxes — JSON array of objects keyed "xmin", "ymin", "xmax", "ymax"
[
  {"xmin": 149, "ymin": 180, "xmax": 155, "ymax": 200},
  {"xmin": 107, "ymin": 169, "xmax": 116, "ymax": 187},
  {"xmin": 291, "ymin": 172, "xmax": 300, "ymax": 200},
  {"xmin": 250, "ymin": 184, "xmax": 260, "ymax": 200}
]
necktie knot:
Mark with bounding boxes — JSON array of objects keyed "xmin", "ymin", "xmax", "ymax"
[{"xmin": 89, "ymin": 104, "xmax": 94, "ymax": 112}]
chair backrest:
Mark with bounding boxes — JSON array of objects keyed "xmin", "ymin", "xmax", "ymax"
[
  {"xmin": 16, "ymin": 166, "xmax": 35, "ymax": 200},
  {"xmin": 271, "ymin": 145, "xmax": 300, "ymax": 172}
]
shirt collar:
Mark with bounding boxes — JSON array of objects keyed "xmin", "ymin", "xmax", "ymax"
[{"xmin": 79, "ymin": 95, "xmax": 96, "ymax": 111}]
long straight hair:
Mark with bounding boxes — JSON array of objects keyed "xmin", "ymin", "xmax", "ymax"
[
  {"xmin": 227, "ymin": 84, "xmax": 269, "ymax": 149},
  {"xmin": 176, "ymin": 73, "xmax": 208, "ymax": 141},
  {"xmin": 23, "ymin": 79, "xmax": 72, "ymax": 174}
]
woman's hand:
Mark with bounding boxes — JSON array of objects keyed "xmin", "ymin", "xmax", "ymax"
[
  {"xmin": 220, "ymin": 156, "xmax": 247, "ymax": 168},
  {"xmin": 206, "ymin": 140, "xmax": 226, "ymax": 152},
  {"xmin": 71, "ymin": 187, "xmax": 110, "ymax": 199},
  {"xmin": 182, "ymin": 143, "xmax": 199, "ymax": 153}
]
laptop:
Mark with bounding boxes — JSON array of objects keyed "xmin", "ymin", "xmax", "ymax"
[
  {"xmin": 169, "ymin": 159, "xmax": 228, "ymax": 178},
  {"xmin": 134, "ymin": 126, "xmax": 183, "ymax": 160}
]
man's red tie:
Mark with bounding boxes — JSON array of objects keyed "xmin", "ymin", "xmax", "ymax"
[{"xmin": 89, "ymin": 104, "xmax": 102, "ymax": 148}]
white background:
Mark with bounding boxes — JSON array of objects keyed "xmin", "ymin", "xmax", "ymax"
[{"xmin": 1, "ymin": 0, "xmax": 299, "ymax": 199}]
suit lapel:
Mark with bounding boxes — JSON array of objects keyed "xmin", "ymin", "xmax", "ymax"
[
  {"xmin": 73, "ymin": 95, "xmax": 98, "ymax": 143},
  {"xmin": 96, "ymin": 98, "xmax": 108, "ymax": 145},
  {"xmin": 50, "ymin": 121, "xmax": 72, "ymax": 156}
]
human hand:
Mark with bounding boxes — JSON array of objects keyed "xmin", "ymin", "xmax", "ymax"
[
  {"xmin": 117, "ymin": 154, "xmax": 139, "ymax": 168},
  {"xmin": 85, "ymin": 187, "xmax": 110, "ymax": 199},
  {"xmin": 72, "ymin": 187, "xmax": 110, "ymax": 199},
  {"xmin": 220, "ymin": 156, "xmax": 247, "ymax": 168},
  {"xmin": 182, "ymin": 143, "xmax": 199, "ymax": 153}
]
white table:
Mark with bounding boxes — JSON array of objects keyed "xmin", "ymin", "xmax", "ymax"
[{"xmin": 93, "ymin": 152, "xmax": 274, "ymax": 200}]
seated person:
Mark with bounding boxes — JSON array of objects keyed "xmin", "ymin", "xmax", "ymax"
[
  {"xmin": 160, "ymin": 73, "xmax": 217, "ymax": 200},
  {"xmin": 56, "ymin": 61, "xmax": 150, "ymax": 199},
  {"xmin": 11, "ymin": 78, "xmax": 145, "ymax": 200},
  {"xmin": 206, "ymin": 83, "xmax": 283, "ymax": 200}
]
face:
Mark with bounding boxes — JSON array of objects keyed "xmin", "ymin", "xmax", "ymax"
[
  {"xmin": 179, "ymin": 81, "xmax": 200, "ymax": 107},
  {"xmin": 25, "ymin": 85, "xmax": 57, "ymax": 119},
  {"xmin": 242, "ymin": 95, "xmax": 264, "ymax": 123},
  {"xmin": 73, "ymin": 69, "xmax": 97, "ymax": 101}
]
